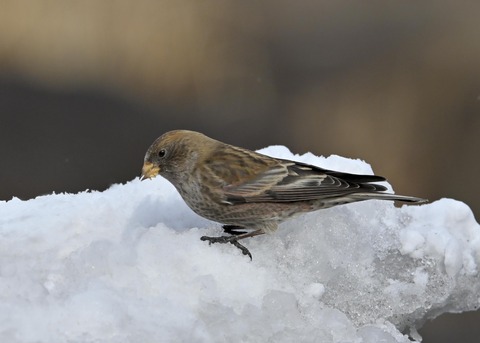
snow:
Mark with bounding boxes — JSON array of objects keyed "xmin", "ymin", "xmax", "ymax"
[{"xmin": 1, "ymin": 146, "xmax": 479, "ymax": 343}]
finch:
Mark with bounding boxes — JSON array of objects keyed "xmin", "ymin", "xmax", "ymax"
[{"xmin": 141, "ymin": 130, "xmax": 426, "ymax": 259}]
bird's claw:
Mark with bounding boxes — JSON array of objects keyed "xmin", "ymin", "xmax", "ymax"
[
  {"xmin": 230, "ymin": 240, "xmax": 252, "ymax": 260},
  {"xmin": 200, "ymin": 235, "xmax": 230, "ymax": 245},
  {"xmin": 200, "ymin": 235, "xmax": 252, "ymax": 260}
]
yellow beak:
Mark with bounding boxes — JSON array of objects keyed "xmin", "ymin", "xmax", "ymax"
[{"xmin": 141, "ymin": 162, "xmax": 160, "ymax": 180}]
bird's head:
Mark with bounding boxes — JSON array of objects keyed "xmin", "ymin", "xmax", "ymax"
[{"xmin": 141, "ymin": 130, "xmax": 212, "ymax": 183}]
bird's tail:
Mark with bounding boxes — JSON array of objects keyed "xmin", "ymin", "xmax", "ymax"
[{"xmin": 351, "ymin": 193, "xmax": 427, "ymax": 204}]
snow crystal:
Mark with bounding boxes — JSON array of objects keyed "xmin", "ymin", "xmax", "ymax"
[{"xmin": 0, "ymin": 146, "xmax": 479, "ymax": 343}]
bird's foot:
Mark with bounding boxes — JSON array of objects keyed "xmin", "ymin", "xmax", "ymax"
[
  {"xmin": 222, "ymin": 225, "xmax": 248, "ymax": 236},
  {"xmin": 200, "ymin": 235, "xmax": 252, "ymax": 260}
]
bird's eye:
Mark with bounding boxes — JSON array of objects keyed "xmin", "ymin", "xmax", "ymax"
[{"xmin": 158, "ymin": 149, "xmax": 166, "ymax": 158}]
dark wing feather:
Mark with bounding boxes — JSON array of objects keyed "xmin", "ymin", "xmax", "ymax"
[{"xmin": 223, "ymin": 158, "xmax": 388, "ymax": 204}]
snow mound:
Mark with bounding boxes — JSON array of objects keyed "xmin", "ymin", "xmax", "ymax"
[{"xmin": 0, "ymin": 146, "xmax": 479, "ymax": 343}]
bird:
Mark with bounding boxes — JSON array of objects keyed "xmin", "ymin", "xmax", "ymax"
[{"xmin": 141, "ymin": 130, "xmax": 427, "ymax": 259}]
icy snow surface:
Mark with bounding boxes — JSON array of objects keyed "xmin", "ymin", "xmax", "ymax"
[{"xmin": 1, "ymin": 146, "xmax": 479, "ymax": 343}]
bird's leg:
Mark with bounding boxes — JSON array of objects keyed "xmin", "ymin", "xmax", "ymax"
[
  {"xmin": 222, "ymin": 225, "xmax": 248, "ymax": 235},
  {"xmin": 200, "ymin": 229, "xmax": 264, "ymax": 260}
]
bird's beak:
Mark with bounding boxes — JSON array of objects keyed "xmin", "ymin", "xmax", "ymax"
[{"xmin": 141, "ymin": 162, "xmax": 160, "ymax": 180}]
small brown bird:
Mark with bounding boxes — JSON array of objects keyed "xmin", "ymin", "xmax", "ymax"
[{"xmin": 141, "ymin": 130, "xmax": 426, "ymax": 258}]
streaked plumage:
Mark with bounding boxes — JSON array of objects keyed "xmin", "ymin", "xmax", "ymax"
[{"xmin": 142, "ymin": 130, "xmax": 427, "ymax": 258}]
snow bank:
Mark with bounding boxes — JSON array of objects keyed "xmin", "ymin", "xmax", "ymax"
[{"xmin": 1, "ymin": 146, "xmax": 479, "ymax": 343}]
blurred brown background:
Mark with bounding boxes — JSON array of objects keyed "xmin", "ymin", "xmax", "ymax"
[{"xmin": 0, "ymin": 1, "xmax": 479, "ymax": 341}]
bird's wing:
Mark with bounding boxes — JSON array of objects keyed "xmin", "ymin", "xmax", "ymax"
[
  {"xmin": 213, "ymin": 154, "xmax": 388, "ymax": 204},
  {"xmin": 199, "ymin": 145, "xmax": 280, "ymax": 195}
]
